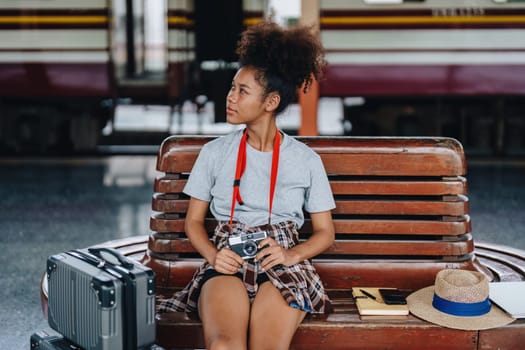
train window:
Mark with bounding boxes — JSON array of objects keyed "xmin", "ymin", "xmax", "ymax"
[
  {"xmin": 144, "ymin": 1, "xmax": 167, "ymax": 73},
  {"xmin": 112, "ymin": 0, "xmax": 167, "ymax": 80}
]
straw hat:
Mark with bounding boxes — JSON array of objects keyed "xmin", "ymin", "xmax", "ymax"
[{"xmin": 407, "ymin": 269, "xmax": 515, "ymax": 330}]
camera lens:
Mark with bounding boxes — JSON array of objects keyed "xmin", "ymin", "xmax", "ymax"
[{"xmin": 243, "ymin": 240, "xmax": 257, "ymax": 257}]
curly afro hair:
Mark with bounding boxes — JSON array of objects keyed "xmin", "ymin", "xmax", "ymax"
[{"xmin": 236, "ymin": 21, "xmax": 326, "ymax": 114}]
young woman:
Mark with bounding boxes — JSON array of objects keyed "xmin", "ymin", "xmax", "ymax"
[{"xmin": 158, "ymin": 21, "xmax": 335, "ymax": 350}]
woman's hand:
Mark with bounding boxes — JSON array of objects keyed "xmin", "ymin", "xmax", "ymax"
[
  {"xmin": 212, "ymin": 248, "xmax": 245, "ymax": 274},
  {"xmin": 254, "ymin": 237, "xmax": 298, "ymax": 271},
  {"xmin": 254, "ymin": 211, "xmax": 335, "ymax": 271},
  {"xmin": 185, "ymin": 197, "xmax": 245, "ymax": 275}
]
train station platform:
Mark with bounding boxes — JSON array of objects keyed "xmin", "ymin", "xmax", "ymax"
[{"xmin": 1, "ymin": 101, "xmax": 524, "ymax": 348}]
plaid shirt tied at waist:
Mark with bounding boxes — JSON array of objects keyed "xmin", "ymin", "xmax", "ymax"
[{"xmin": 157, "ymin": 221, "xmax": 332, "ymax": 314}]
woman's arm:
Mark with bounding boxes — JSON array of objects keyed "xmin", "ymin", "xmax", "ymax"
[
  {"xmin": 185, "ymin": 197, "xmax": 244, "ymax": 274},
  {"xmin": 255, "ymin": 210, "xmax": 335, "ymax": 269}
]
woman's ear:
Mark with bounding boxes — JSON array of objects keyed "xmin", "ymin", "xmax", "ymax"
[{"xmin": 265, "ymin": 92, "xmax": 281, "ymax": 112}]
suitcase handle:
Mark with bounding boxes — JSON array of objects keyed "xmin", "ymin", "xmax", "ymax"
[{"xmin": 88, "ymin": 247, "xmax": 135, "ymax": 269}]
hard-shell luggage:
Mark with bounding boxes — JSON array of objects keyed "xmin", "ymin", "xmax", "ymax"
[
  {"xmin": 30, "ymin": 330, "xmax": 81, "ymax": 349},
  {"xmin": 46, "ymin": 247, "xmax": 156, "ymax": 350}
]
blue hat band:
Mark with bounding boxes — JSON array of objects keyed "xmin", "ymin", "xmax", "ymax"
[{"xmin": 432, "ymin": 293, "xmax": 491, "ymax": 317}]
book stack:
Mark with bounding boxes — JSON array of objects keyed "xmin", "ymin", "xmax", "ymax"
[{"xmin": 352, "ymin": 287, "xmax": 410, "ymax": 320}]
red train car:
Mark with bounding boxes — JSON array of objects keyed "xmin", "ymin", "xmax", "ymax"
[
  {"xmin": 0, "ymin": 0, "xmax": 114, "ymax": 152},
  {"xmin": 319, "ymin": 0, "xmax": 525, "ymax": 155},
  {"xmin": 2, "ymin": 0, "xmax": 523, "ymax": 156},
  {"xmin": 0, "ymin": 0, "xmax": 264, "ymax": 153}
]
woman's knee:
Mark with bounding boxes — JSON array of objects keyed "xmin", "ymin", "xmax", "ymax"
[
  {"xmin": 199, "ymin": 276, "xmax": 250, "ymax": 318},
  {"xmin": 199, "ymin": 277, "xmax": 250, "ymax": 349},
  {"xmin": 249, "ymin": 283, "xmax": 305, "ymax": 350},
  {"xmin": 207, "ymin": 335, "xmax": 246, "ymax": 350}
]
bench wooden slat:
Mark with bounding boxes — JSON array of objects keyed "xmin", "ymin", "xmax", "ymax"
[
  {"xmin": 150, "ymin": 214, "xmax": 471, "ymax": 236},
  {"xmin": 143, "ymin": 257, "xmax": 202, "ymax": 288},
  {"xmin": 475, "ymin": 241, "xmax": 525, "ymax": 282},
  {"xmin": 477, "ymin": 252, "xmax": 525, "ymax": 278},
  {"xmin": 147, "ymin": 236, "xmax": 473, "ymax": 257},
  {"xmin": 329, "ymin": 179, "xmax": 466, "ymax": 195},
  {"xmin": 154, "ymin": 176, "xmax": 467, "ymax": 197},
  {"xmin": 332, "ymin": 198, "xmax": 468, "ymax": 216},
  {"xmin": 154, "ymin": 175, "xmax": 186, "ymax": 193},
  {"xmin": 314, "ymin": 259, "xmax": 484, "ymax": 290},
  {"xmin": 155, "ymin": 309, "xmax": 481, "ymax": 350},
  {"xmin": 152, "ymin": 195, "xmax": 469, "ymax": 217},
  {"xmin": 478, "ymin": 256, "xmax": 525, "ymax": 283},
  {"xmin": 154, "ymin": 284, "xmax": 485, "ymax": 350},
  {"xmin": 150, "ymin": 214, "xmax": 217, "ymax": 232},
  {"xmin": 319, "ymin": 153, "xmax": 463, "ymax": 176},
  {"xmin": 148, "ymin": 256, "xmax": 480, "ymax": 291},
  {"xmin": 322, "ymin": 219, "xmax": 470, "ymax": 235},
  {"xmin": 330, "ymin": 238, "xmax": 474, "ymax": 256},
  {"xmin": 150, "ymin": 199, "xmax": 470, "ymax": 217},
  {"xmin": 479, "ymin": 324, "xmax": 525, "ymax": 350},
  {"xmin": 476, "ymin": 241, "xmax": 525, "ymax": 261},
  {"xmin": 151, "ymin": 197, "xmax": 187, "ymax": 213},
  {"xmin": 157, "ymin": 137, "xmax": 465, "ymax": 176}
]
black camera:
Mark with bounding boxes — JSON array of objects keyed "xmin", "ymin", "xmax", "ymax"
[{"xmin": 228, "ymin": 231, "xmax": 268, "ymax": 259}]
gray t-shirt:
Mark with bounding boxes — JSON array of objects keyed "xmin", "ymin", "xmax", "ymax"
[{"xmin": 183, "ymin": 129, "xmax": 336, "ymax": 228}]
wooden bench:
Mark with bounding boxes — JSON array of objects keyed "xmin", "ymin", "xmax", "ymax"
[
  {"xmin": 41, "ymin": 135, "xmax": 525, "ymax": 349},
  {"xmin": 134, "ymin": 135, "xmax": 524, "ymax": 349}
]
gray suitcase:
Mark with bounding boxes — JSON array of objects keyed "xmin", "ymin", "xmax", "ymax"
[
  {"xmin": 30, "ymin": 330, "xmax": 82, "ymax": 349},
  {"xmin": 46, "ymin": 247, "xmax": 156, "ymax": 350}
]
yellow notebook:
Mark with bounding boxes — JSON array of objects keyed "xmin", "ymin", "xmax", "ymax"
[{"xmin": 352, "ymin": 287, "xmax": 409, "ymax": 316}]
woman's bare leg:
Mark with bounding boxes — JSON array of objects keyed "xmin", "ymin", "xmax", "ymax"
[
  {"xmin": 249, "ymin": 282, "xmax": 306, "ymax": 350},
  {"xmin": 199, "ymin": 276, "xmax": 251, "ymax": 350}
]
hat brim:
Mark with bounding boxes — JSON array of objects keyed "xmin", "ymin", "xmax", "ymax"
[{"xmin": 407, "ymin": 286, "xmax": 515, "ymax": 330}]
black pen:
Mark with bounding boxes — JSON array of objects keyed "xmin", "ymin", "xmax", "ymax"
[{"xmin": 360, "ymin": 289, "xmax": 377, "ymax": 300}]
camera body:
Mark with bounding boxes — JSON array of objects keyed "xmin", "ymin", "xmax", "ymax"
[{"xmin": 228, "ymin": 231, "xmax": 268, "ymax": 259}]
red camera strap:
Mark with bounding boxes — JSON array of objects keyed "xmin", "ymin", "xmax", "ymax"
[{"xmin": 229, "ymin": 129, "xmax": 281, "ymax": 225}]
